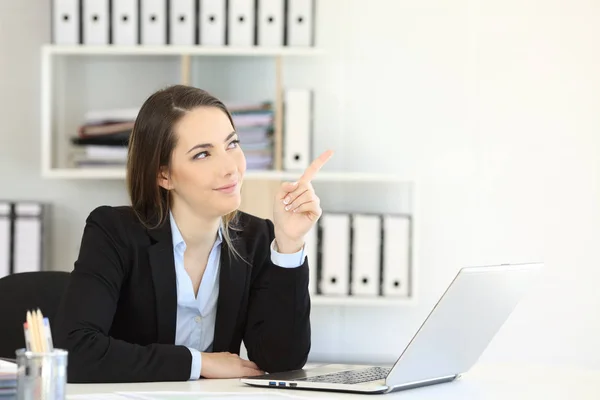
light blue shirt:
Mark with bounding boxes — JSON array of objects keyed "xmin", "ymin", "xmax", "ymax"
[{"xmin": 169, "ymin": 212, "xmax": 306, "ymax": 380}]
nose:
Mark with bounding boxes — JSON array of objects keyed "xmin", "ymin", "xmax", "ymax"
[{"xmin": 219, "ymin": 150, "xmax": 237, "ymax": 178}]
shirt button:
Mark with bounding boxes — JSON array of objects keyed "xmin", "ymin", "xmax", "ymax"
[{"xmin": 194, "ymin": 316, "xmax": 202, "ymax": 323}]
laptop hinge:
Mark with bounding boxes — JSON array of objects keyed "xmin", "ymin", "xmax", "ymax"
[{"xmin": 384, "ymin": 375, "xmax": 458, "ymax": 393}]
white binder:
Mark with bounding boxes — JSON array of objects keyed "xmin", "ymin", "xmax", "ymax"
[
  {"xmin": 82, "ymin": 0, "xmax": 109, "ymax": 45},
  {"xmin": 52, "ymin": 0, "xmax": 80, "ymax": 44},
  {"xmin": 257, "ymin": 0, "xmax": 284, "ymax": 47},
  {"xmin": 283, "ymin": 89, "xmax": 312, "ymax": 171},
  {"xmin": 319, "ymin": 213, "xmax": 350, "ymax": 296},
  {"xmin": 141, "ymin": 0, "xmax": 167, "ymax": 45},
  {"xmin": 0, "ymin": 202, "xmax": 10, "ymax": 278},
  {"xmin": 286, "ymin": 0, "xmax": 314, "ymax": 46},
  {"xmin": 13, "ymin": 203, "xmax": 44, "ymax": 274},
  {"xmin": 227, "ymin": 0, "xmax": 255, "ymax": 47},
  {"xmin": 382, "ymin": 215, "xmax": 411, "ymax": 297},
  {"xmin": 112, "ymin": 0, "xmax": 138, "ymax": 45},
  {"xmin": 170, "ymin": 0, "xmax": 196, "ymax": 45},
  {"xmin": 199, "ymin": 0, "xmax": 226, "ymax": 46},
  {"xmin": 351, "ymin": 214, "xmax": 381, "ymax": 296},
  {"xmin": 304, "ymin": 224, "xmax": 318, "ymax": 294}
]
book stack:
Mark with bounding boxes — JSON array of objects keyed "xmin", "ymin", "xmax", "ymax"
[
  {"xmin": 70, "ymin": 108, "xmax": 138, "ymax": 168},
  {"xmin": 68, "ymin": 103, "xmax": 275, "ymax": 170},
  {"xmin": 0, "ymin": 359, "xmax": 16, "ymax": 398},
  {"xmin": 228, "ymin": 102, "xmax": 274, "ymax": 170}
]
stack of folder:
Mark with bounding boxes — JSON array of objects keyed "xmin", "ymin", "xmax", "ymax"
[
  {"xmin": 229, "ymin": 102, "xmax": 274, "ymax": 170},
  {"xmin": 70, "ymin": 108, "xmax": 136, "ymax": 168},
  {"xmin": 0, "ymin": 359, "xmax": 16, "ymax": 398},
  {"xmin": 66, "ymin": 102, "xmax": 279, "ymax": 171}
]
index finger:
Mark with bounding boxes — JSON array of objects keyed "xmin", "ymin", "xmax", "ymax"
[{"xmin": 299, "ymin": 150, "xmax": 334, "ymax": 183}]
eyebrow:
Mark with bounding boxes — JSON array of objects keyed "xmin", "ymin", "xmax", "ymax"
[{"xmin": 186, "ymin": 132, "xmax": 237, "ymax": 154}]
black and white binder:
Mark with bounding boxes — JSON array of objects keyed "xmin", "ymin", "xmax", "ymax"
[
  {"xmin": 13, "ymin": 203, "xmax": 45, "ymax": 275},
  {"xmin": 382, "ymin": 214, "xmax": 411, "ymax": 297},
  {"xmin": 82, "ymin": 0, "xmax": 109, "ymax": 45},
  {"xmin": 351, "ymin": 214, "xmax": 381, "ymax": 296},
  {"xmin": 0, "ymin": 202, "xmax": 10, "ymax": 278},
  {"xmin": 257, "ymin": 0, "xmax": 284, "ymax": 47},
  {"xmin": 52, "ymin": 0, "xmax": 80, "ymax": 44},
  {"xmin": 319, "ymin": 213, "xmax": 350, "ymax": 295},
  {"xmin": 140, "ymin": 0, "xmax": 167, "ymax": 45},
  {"xmin": 112, "ymin": 0, "xmax": 138, "ymax": 45},
  {"xmin": 283, "ymin": 88, "xmax": 312, "ymax": 171},
  {"xmin": 170, "ymin": 0, "xmax": 196, "ymax": 45},
  {"xmin": 286, "ymin": 0, "xmax": 315, "ymax": 47},
  {"xmin": 227, "ymin": 0, "xmax": 255, "ymax": 47},
  {"xmin": 199, "ymin": 0, "xmax": 226, "ymax": 46}
]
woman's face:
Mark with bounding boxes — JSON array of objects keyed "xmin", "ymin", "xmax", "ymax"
[{"xmin": 160, "ymin": 106, "xmax": 246, "ymax": 219}]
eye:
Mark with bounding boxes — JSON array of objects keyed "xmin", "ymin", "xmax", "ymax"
[
  {"xmin": 192, "ymin": 151, "xmax": 209, "ymax": 160},
  {"xmin": 228, "ymin": 139, "xmax": 240, "ymax": 149}
]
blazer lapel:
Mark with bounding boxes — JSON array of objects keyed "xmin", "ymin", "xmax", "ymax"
[
  {"xmin": 213, "ymin": 232, "xmax": 249, "ymax": 352},
  {"xmin": 147, "ymin": 222, "xmax": 178, "ymax": 345}
]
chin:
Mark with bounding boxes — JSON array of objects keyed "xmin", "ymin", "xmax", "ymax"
[{"xmin": 214, "ymin": 196, "xmax": 241, "ymax": 216}]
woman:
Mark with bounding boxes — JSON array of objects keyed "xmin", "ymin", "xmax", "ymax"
[{"xmin": 54, "ymin": 85, "xmax": 333, "ymax": 383}]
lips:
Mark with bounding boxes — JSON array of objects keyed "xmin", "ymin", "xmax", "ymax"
[{"xmin": 215, "ymin": 182, "xmax": 238, "ymax": 191}]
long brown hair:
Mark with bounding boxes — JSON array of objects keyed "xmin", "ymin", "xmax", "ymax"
[{"xmin": 127, "ymin": 84, "xmax": 241, "ymax": 258}]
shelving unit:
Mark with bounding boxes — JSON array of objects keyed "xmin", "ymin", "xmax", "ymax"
[
  {"xmin": 41, "ymin": 167, "xmax": 410, "ymax": 183},
  {"xmin": 311, "ymin": 296, "xmax": 415, "ymax": 307},
  {"xmin": 40, "ymin": 44, "xmax": 323, "ymax": 177},
  {"xmin": 43, "ymin": 45, "xmax": 324, "ymax": 56},
  {"xmin": 40, "ymin": 44, "xmax": 417, "ymax": 307}
]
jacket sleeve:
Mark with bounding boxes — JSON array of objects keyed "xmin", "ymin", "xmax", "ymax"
[
  {"xmin": 53, "ymin": 207, "xmax": 192, "ymax": 383},
  {"xmin": 242, "ymin": 218, "xmax": 312, "ymax": 373}
]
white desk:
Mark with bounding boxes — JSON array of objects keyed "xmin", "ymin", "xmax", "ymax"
[{"xmin": 66, "ymin": 362, "xmax": 600, "ymax": 399}]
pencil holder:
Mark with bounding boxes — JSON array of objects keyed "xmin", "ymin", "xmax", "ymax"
[{"xmin": 15, "ymin": 349, "xmax": 68, "ymax": 400}]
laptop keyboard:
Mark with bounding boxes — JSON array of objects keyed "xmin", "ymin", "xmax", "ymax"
[{"xmin": 296, "ymin": 366, "xmax": 390, "ymax": 385}]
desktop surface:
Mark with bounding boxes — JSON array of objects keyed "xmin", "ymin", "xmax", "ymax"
[{"xmin": 66, "ymin": 362, "xmax": 600, "ymax": 399}]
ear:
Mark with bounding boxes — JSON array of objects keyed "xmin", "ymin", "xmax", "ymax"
[{"xmin": 157, "ymin": 166, "xmax": 173, "ymax": 190}]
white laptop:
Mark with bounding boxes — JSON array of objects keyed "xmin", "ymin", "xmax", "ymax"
[{"xmin": 241, "ymin": 262, "xmax": 543, "ymax": 394}]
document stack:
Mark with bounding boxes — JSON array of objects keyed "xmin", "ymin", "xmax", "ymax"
[
  {"xmin": 229, "ymin": 102, "xmax": 274, "ymax": 170},
  {"xmin": 0, "ymin": 202, "xmax": 48, "ymax": 279},
  {"xmin": 0, "ymin": 359, "xmax": 16, "ymax": 398},
  {"xmin": 51, "ymin": 0, "xmax": 317, "ymax": 47},
  {"xmin": 314, "ymin": 212, "xmax": 412, "ymax": 298},
  {"xmin": 70, "ymin": 108, "xmax": 137, "ymax": 168}
]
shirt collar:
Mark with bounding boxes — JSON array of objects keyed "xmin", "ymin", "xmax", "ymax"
[{"xmin": 169, "ymin": 211, "xmax": 223, "ymax": 253}]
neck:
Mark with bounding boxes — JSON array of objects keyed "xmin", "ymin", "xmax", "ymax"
[{"xmin": 171, "ymin": 202, "xmax": 221, "ymax": 250}]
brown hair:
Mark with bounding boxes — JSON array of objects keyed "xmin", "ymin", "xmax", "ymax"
[{"xmin": 126, "ymin": 84, "xmax": 241, "ymax": 258}]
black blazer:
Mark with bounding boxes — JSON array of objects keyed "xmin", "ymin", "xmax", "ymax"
[{"xmin": 53, "ymin": 206, "xmax": 311, "ymax": 383}]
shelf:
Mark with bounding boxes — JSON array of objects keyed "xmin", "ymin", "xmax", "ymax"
[
  {"xmin": 42, "ymin": 44, "xmax": 323, "ymax": 57},
  {"xmin": 41, "ymin": 168, "xmax": 411, "ymax": 183},
  {"xmin": 311, "ymin": 295, "xmax": 414, "ymax": 306},
  {"xmin": 246, "ymin": 170, "xmax": 411, "ymax": 182},
  {"xmin": 42, "ymin": 168, "xmax": 126, "ymax": 180}
]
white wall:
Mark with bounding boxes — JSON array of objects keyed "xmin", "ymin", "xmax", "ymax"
[
  {"xmin": 305, "ymin": 0, "xmax": 600, "ymax": 369},
  {"xmin": 1, "ymin": 0, "xmax": 599, "ymax": 370}
]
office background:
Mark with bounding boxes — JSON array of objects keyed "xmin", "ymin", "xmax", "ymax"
[{"xmin": 1, "ymin": 0, "xmax": 599, "ymax": 370}]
